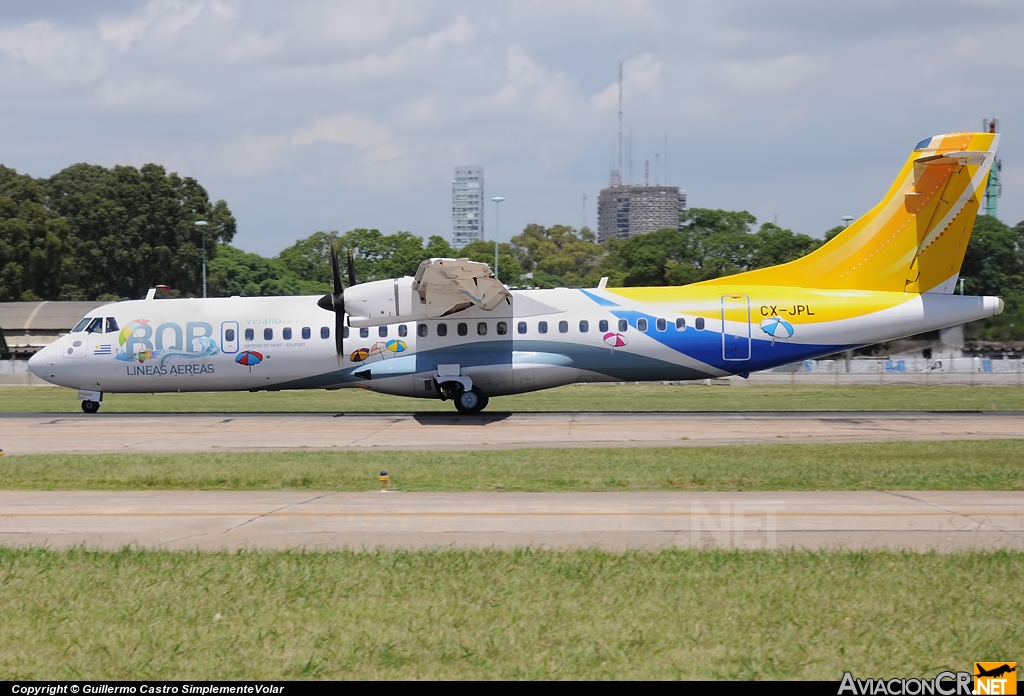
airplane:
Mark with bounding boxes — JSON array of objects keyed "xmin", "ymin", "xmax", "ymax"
[
  {"xmin": 28, "ymin": 130, "xmax": 1004, "ymax": 414},
  {"xmin": 975, "ymin": 664, "xmax": 1016, "ymax": 679}
]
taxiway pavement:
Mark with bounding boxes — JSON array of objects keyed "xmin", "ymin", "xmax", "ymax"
[
  {"xmin": 1, "ymin": 490, "xmax": 1021, "ymax": 552},
  {"xmin": 2, "ymin": 411, "xmax": 1023, "ymax": 455}
]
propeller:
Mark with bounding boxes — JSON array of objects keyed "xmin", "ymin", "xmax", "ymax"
[
  {"xmin": 347, "ymin": 249, "xmax": 357, "ymax": 289},
  {"xmin": 317, "ymin": 244, "xmax": 348, "ymax": 362}
]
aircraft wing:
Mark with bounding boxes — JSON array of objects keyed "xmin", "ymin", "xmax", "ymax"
[{"xmin": 412, "ymin": 258, "xmax": 511, "ymax": 316}]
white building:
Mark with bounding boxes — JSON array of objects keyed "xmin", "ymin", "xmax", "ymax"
[{"xmin": 452, "ymin": 166, "xmax": 484, "ymax": 249}]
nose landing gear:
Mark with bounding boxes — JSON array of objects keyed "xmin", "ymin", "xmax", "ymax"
[{"xmin": 78, "ymin": 389, "xmax": 103, "ymax": 414}]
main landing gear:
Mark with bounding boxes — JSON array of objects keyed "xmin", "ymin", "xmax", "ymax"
[
  {"xmin": 81, "ymin": 400, "xmax": 100, "ymax": 414},
  {"xmin": 454, "ymin": 387, "xmax": 489, "ymax": 415},
  {"xmin": 437, "ymin": 380, "xmax": 489, "ymax": 414}
]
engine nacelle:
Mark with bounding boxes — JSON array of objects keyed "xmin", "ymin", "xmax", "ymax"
[
  {"xmin": 343, "ymin": 258, "xmax": 512, "ymax": 327},
  {"xmin": 344, "ymin": 277, "xmax": 426, "ymax": 327}
]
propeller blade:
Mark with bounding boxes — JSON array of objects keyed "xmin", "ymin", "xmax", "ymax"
[
  {"xmin": 347, "ymin": 249, "xmax": 357, "ymax": 288},
  {"xmin": 331, "ymin": 244, "xmax": 344, "ymax": 295},
  {"xmin": 335, "ymin": 313, "xmax": 344, "ymax": 360},
  {"xmin": 316, "ymin": 243, "xmax": 346, "ymax": 364}
]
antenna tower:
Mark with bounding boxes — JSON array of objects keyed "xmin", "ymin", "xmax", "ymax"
[
  {"xmin": 609, "ymin": 62, "xmax": 623, "ymax": 187},
  {"xmin": 982, "ymin": 118, "xmax": 1001, "ymax": 218}
]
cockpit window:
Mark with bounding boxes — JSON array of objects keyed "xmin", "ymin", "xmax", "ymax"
[
  {"xmin": 105, "ymin": 317, "xmax": 119, "ymax": 333},
  {"xmin": 85, "ymin": 317, "xmax": 104, "ymax": 333},
  {"xmin": 73, "ymin": 318, "xmax": 92, "ymax": 332}
]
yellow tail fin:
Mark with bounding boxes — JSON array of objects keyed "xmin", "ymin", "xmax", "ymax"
[{"xmin": 701, "ymin": 131, "xmax": 999, "ymax": 293}]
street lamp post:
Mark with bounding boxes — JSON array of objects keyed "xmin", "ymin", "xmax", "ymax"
[
  {"xmin": 491, "ymin": 197, "xmax": 505, "ymax": 282},
  {"xmin": 195, "ymin": 220, "xmax": 209, "ymax": 298}
]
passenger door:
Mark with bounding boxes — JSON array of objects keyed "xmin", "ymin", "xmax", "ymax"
[{"xmin": 721, "ymin": 295, "xmax": 751, "ymax": 361}]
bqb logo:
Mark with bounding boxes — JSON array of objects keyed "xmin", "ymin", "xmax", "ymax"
[{"xmin": 975, "ymin": 663, "xmax": 1017, "ymax": 695}]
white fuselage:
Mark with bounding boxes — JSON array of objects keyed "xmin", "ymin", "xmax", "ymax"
[{"xmin": 28, "ymin": 287, "xmax": 1003, "ymax": 402}]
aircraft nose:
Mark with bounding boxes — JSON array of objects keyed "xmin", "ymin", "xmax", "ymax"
[{"xmin": 27, "ymin": 348, "xmax": 48, "ymax": 379}]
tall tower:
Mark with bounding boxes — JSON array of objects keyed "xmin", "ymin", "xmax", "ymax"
[
  {"xmin": 452, "ymin": 166, "xmax": 484, "ymax": 249},
  {"xmin": 982, "ymin": 119, "xmax": 1002, "ymax": 218}
]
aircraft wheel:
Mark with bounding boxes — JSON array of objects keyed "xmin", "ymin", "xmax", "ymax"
[
  {"xmin": 81, "ymin": 400, "xmax": 100, "ymax": 414},
  {"xmin": 454, "ymin": 387, "xmax": 488, "ymax": 414}
]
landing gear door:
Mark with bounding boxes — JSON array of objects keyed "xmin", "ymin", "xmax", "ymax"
[
  {"xmin": 221, "ymin": 321, "xmax": 239, "ymax": 354},
  {"xmin": 721, "ymin": 295, "xmax": 751, "ymax": 361}
]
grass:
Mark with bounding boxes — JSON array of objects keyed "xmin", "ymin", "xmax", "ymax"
[
  {"xmin": 1, "ymin": 547, "xmax": 1021, "ymax": 679},
  {"xmin": 3, "ymin": 440, "xmax": 1023, "ymax": 491},
  {"xmin": 2, "ymin": 383, "xmax": 1024, "ymax": 413}
]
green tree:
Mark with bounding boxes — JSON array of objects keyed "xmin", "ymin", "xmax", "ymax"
[
  {"xmin": 960, "ymin": 215, "xmax": 1024, "ymax": 297},
  {"xmin": 598, "ymin": 209, "xmax": 759, "ymax": 286},
  {"xmin": 750, "ymin": 222, "xmax": 822, "ymax": 267},
  {"xmin": 277, "ymin": 230, "xmax": 458, "ymax": 287},
  {"xmin": 510, "ymin": 224, "xmax": 604, "ymax": 287},
  {"xmin": 458, "ymin": 240, "xmax": 523, "ymax": 286},
  {"xmin": 44, "ymin": 163, "xmax": 236, "ymax": 300},
  {"xmin": 962, "ymin": 216, "xmax": 1024, "ymax": 341},
  {"xmin": 207, "ymin": 244, "xmax": 330, "ymax": 297},
  {"xmin": 0, "ymin": 165, "xmax": 73, "ymax": 301}
]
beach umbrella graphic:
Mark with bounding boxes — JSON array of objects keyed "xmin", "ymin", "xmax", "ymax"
[
  {"xmin": 759, "ymin": 317, "xmax": 794, "ymax": 345},
  {"xmin": 386, "ymin": 340, "xmax": 407, "ymax": 353},
  {"xmin": 369, "ymin": 342, "xmax": 389, "ymax": 359},
  {"xmin": 603, "ymin": 332, "xmax": 627, "ymax": 349},
  {"xmin": 235, "ymin": 350, "xmax": 264, "ymax": 372},
  {"xmin": 350, "ymin": 347, "xmax": 370, "ymax": 363}
]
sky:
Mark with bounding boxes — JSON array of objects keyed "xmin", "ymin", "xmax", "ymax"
[{"xmin": 2, "ymin": 0, "xmax": 1022, "ymax": 257}]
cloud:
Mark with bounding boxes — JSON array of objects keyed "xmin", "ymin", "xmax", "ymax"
[
  {"xmin": 1, "ymin": 0, "xmax": 1023, "ymax": 257},
  {"xmin": 291, "ymin": 114, "xmax": 391, "ymax": 149},
  {"xmin": 0, "ymin": 21, "xmax": 106, "ymax": 83}
]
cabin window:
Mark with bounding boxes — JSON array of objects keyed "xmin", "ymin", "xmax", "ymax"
[
  {"xmin": 105, "ymin": 317, "xmax": 119, "ymax": 333},
  {"xmin": 85, "ymin": 317, "xmax": 103, "ymax": 333},
  {"xmin": 579, "ymin": 320, "xmax": 589, "ymax": 333},
  {"xmin": 225, "ymin": 328, "xmax": 236, "ymax": 342},
  {"xmin": 457, "ymin": 323, "xmax": 468, "ymax": 336},
  {"xmin": 245, "ymin": 328, "xmax": 254, "ymax": 341},
  {"xmin": 496, "ymin": 321, "xmax": 507, "ymax": 335},
  {"xmin": 342, "ymin": 327, "xmax": 348, "ymax": 339},
  {"xmin": 477, "ymin": 322, "xmax": 487, "ymax": 336},
  {"xmin": 657, "ymin": 318, "xmax": 667, "ymax": 332},
  {"xmin": 417, "ymin": 324, "xmax": 427, "ymax": 337},
  {"xmin": 302, "ymin": 327, "xmax": 311, "ymax": 340},
  {"xmin": 637, "ymin": 318, "xmax": 648, "ymax": 332},
  {"xmin": 321, "ymin": 327, "xmax": 330, "ymax": 339},
  {"xmin": 378, "ymin": 326, "xmax": 388, "ymax": 338},
  {"xmin": 517, "ymin": 322, "xmax": 527, "ymax": 334},
  {"xmin": 599, "ymin": 319, "xmax": 608, "ymax": 332},
  {"xmin": 359, "ymin": 327, "xmax": 369, "ymax": 338},
  {"xmin": 558, "ymin": 320, "xmax": 568, "ymax": 333},
  {"xmin": 618, "ymin": 319, "xmax": 628, "ymax": 332},
  {"xmin": 538, "ymin": 321, "xmax": 548, "ymax": 334},
  {"xmin": 264, "ymin": 328, "xmax": 273, "ymax": 340},
  {"xmin": 437, "ymin": 323, "xmax": 448, "ymax": 337},
  {"xmin": 676, "ymin": 318, "xmax": 686, "ymax": 331},
  {"xmin": 695, "ymin": 317, "xmax": 705, "ymax": 331},
  {"xmin": 72, "ymin": 318, "xmax": 92, "ymax": 332},
  {"xmin": 398, "ymin": 325, "xmax": 408, "ymax": 337},
  {"xmin": 283, "ymin": 327, "xmax": 292, "ymax": 340}
]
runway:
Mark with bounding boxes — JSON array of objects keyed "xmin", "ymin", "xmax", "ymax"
[
  {"xmin": 1, "ymin": 490, "xmax": 1022, "ymax": 552},
  {"xmin": 2, "ymin": 410, "xmax": 1023, "ymax": 455}
]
